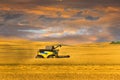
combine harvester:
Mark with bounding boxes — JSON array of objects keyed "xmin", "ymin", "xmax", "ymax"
[{"xmin": 35, "ymin": 44, "xmax": 70, "ymax": 58}]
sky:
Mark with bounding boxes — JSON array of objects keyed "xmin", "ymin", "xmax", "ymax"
[{"xmin": 0, "ymin": 0, "xmax": 120, "ymax": 44}]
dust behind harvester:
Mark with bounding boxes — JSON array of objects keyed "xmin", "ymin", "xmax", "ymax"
[{"xmin": 35, "ymin": 44, "xmax": 70, "ymax": 58}]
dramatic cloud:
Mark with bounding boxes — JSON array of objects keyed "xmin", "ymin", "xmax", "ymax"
[{"xmin": 0, "ymin": 0, "xmax": 120, "ymax": 44}]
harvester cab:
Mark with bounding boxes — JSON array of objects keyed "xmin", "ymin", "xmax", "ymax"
[{"xmin": 35, "ymin": 44, "xmax": 70, "ymax": 58}]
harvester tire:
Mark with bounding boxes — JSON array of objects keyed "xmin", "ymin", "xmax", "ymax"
[
  {"xmin": 36, "ymin": 55, "xmax": 44, "ymax": 58},
  {"xmin": 47, "ymin": 55, "xmax": 54, "ymax": 58}
]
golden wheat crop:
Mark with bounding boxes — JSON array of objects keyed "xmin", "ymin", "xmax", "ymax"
[{"xmin": 0, "ymin": 39, "xmax": 120, "ymax": 80}]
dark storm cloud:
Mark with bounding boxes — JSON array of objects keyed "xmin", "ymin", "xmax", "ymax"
[
  {"xmin": 96, "ymin": 36, "xmax": 112, "ymax": 42},
  {"xmin": 85, "ymin": 16, "xmax": 100, "ymax": 21},
  {"xmin": 0, "ymin": 10, "xmax": 25, "ymax": 24},
  {"xmin": 0, "ymin": 11, "xmax": 23, "ymax": 21},
  {"xmin": 0, "ymin": 24, "xmax": 43, "ymax": 37},
  {"xmin": 0, "ymin": 0, "xmax": 119, "ymax": 43},
  {"xmin": 72, "ymin": 11, "xmax": 83, "ymax": 17},
  {"xmin": 0, "ymin": 24, "xmax": 26, "ymax": 37},
  {"xmin": 0, "ymin": 0, "xmax": 120, "ymax": 8},
  {"xmin": 0, "ymin": 10, "xmax": 45, "ymax": 38},
  {"xmin": 39, "ymin": 15, "xmax": 75, "ymax": 23},
  {"xmin": 39, "ymin": 15, "xmax": 63, "ymax": 22},
  {"xmin": 0, "ymin": 0, "xmax": 59, "ymax": 7},
  {"xmin": 108, "ymin": 26, "xmax": 120, "ymax": 40}
]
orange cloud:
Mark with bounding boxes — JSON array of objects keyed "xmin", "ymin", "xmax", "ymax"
[
  {"xmin": 0, "ymin": 3, "xmax": 120, "ymax": 43},
  {"xmin": 95, "ymin": 6, "xmax": 120, "ymax": 13},
  {"xmin": 0, "ymin": 4, "xmax": 80, "ymax": 18}
]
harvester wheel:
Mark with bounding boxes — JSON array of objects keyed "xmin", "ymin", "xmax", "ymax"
[
  {"xmin": 36, "ymin": 55, "xmax": 44, "ymax": 58},
  {"xmin": 47, "ymin": 55, "xmax": 54, "ymax": 58}
]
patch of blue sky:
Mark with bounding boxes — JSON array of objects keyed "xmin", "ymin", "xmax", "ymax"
[
  {"xmin": 76, "ymin": 28, "xmax": 89, "ymax": 35},
  {"xmin": 18, "ymin": 29, "xmax": 47, "ymax": 34}
]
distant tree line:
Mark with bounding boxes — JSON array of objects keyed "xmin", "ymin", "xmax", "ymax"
[{"xmin": 111, "ymin": 41, "xmax": 120, "ymax": 44}]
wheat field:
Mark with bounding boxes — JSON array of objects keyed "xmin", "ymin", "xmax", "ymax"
[{"xmin": 0, "ymin": 39, "xmax": 120, "ymax": 80}]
